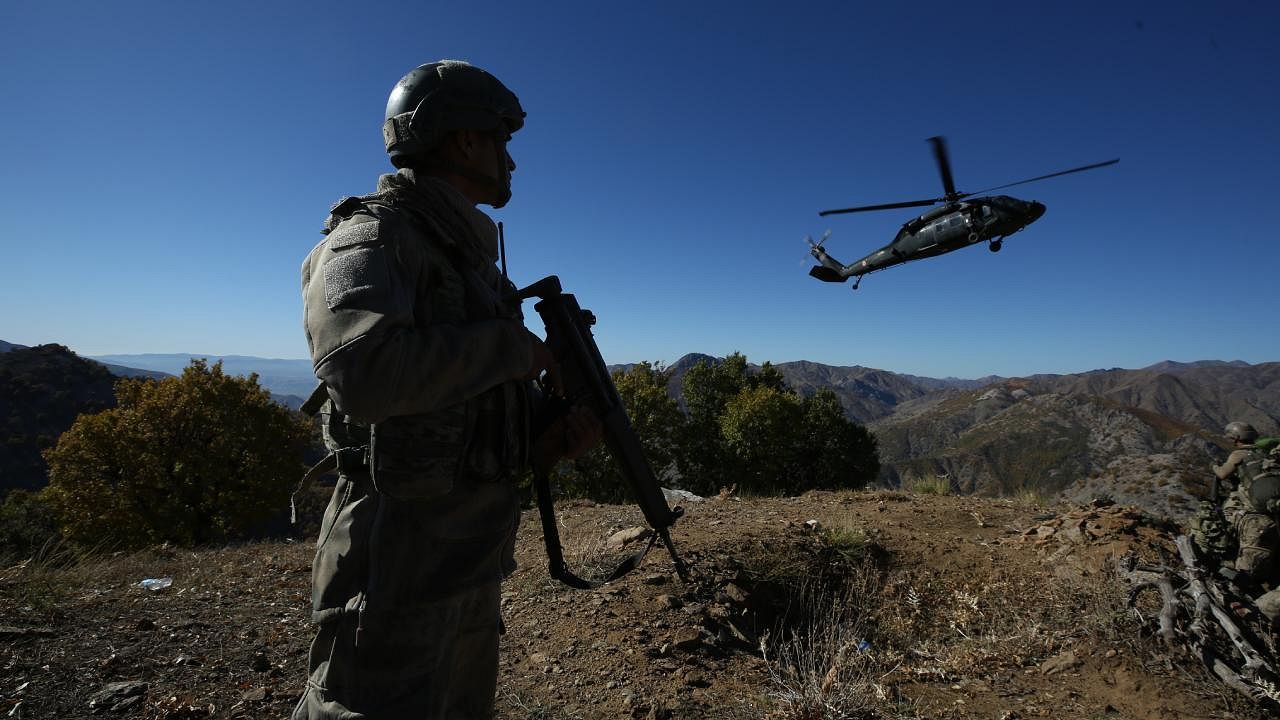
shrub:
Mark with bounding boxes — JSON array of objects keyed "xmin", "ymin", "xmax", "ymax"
[
  {"xmin": 42, "ymin": 360, "xmax": 311, "ymax": 549},
  {"xmin": 0, "ymin": 489, "xmax": 60, "ymax": 561}
]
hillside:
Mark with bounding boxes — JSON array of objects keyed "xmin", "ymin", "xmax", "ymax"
[
  {"xmin": 0, "ymin": 491, "xmax": 1266, "ymax": 719},
  {"xmin": 0, "ymin": 345, "xmax": 119, "ymax": 494},
  {"xmin": 1028, "ymin": 361, "xmax": 1280, "ymax": 434},
  {"xmin": 870, "ymin": 383, "xmax": 1225, "ymax": 519},
  {"xmin": 863, "ymin": 361, "xmax": 1280, "ymax": 519}
]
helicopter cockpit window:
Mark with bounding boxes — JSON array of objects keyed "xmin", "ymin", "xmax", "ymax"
[
  {"xmin": 982, "ymin": 206, "xmax": 993, "ymax": 218},
  {"xmin": 950, "ymin": 216, "xmax": 963, "ymax": 227}
]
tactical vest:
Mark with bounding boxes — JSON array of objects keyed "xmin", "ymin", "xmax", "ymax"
[{"xmin": 317, "ymin": 193, "xmax": 529, "ymax": 500}]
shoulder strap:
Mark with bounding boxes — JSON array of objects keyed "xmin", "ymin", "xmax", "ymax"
[{"xmin": 532, "ymin": 466, "xmax": 659, "ymax": 590}]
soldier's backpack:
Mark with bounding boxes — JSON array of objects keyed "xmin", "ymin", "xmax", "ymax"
[{"xmin": 1239, "ymin": 438, "xmax": 1280, "ymax": 514}]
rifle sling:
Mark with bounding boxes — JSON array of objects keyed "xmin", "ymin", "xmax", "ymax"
[{"xmin": 533, "ymin": 468, "xmax": 659, "ymax": 590}]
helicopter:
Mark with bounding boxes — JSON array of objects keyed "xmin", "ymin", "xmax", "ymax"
[{"xmin": 807, "ymin": 136, "xmax": 1118, "ymax": 289}]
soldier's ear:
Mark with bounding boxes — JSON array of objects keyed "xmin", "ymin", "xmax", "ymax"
[
  {"xmin": 455, "ymin": 129, "xmax": 482, "ymax": 161},
  {"xmin": 433, "ymin": 130, "xmax": 467, "ymax": 164}
]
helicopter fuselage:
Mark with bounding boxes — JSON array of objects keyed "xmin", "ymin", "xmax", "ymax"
[{"xmin": 810, "ymin": 195, "xmax": 1045, "ymax": 283}]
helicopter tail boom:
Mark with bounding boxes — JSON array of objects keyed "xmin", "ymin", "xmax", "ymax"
[
  {"xmin": 807, "ymin": 233, "xmax": 856, "ymax": 282},
  {"xmin": 808, "ymin": 264, "xmax": 846, "ymax": 282}
]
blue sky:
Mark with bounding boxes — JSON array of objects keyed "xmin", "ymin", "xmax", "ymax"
[{"xmin": 2, "ymin": 0, "xmax": 1277, "ymax": 378}]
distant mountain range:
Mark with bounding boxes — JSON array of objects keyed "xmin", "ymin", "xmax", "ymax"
[
  {"xmin": 89, "ymin": 353, "xmax": 316, "ymax": 400},
  {"xmin": 4, "ymin": 340, "xmax": 1277, "ymax": 517}
]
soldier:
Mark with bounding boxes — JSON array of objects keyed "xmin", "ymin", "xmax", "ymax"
[
  {"xmin": 1209, "ymin": 421, "xmax": 1280, "ymax": 622},
  {"xmin": 292, "ymin": 60, "xmax": 599, "ymax": 719},
  {"xmin": 1189, "ymin": 422, "xmax": 1257, "ymax": 563}
]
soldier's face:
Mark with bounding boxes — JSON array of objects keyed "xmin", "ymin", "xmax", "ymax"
[
  {"xmin": 456, "ymin": 128, "xmax": 515, "ymax": 208},
  {"xmin": 484, "ymin": 130, "xmax": 516, "ymax": 209}
]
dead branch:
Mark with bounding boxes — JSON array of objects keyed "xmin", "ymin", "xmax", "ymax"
[
  {"xmin": 1174, "ymin": 535, "xmax": 1272, "ymax": 678},
  {"xmin": 1118, "ymin": 535, "xmax": 1280, "ymax": 708}
]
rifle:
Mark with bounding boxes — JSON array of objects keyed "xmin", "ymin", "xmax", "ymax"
[{"xmin": 518, "ymin": 275, "xmax": 688, "ymax": 589}]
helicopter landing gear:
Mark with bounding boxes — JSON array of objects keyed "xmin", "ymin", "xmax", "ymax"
[
  {"xmin": 988, "ymin": 239, "xmax": 1003, "ymax": 253},
  {"xmin": 851, "ymin": 276, "xmax": 862, "ymax": 290},
  {"xmin": 968, "ymin": 232, "xmax": 979, "ymax": 243}
]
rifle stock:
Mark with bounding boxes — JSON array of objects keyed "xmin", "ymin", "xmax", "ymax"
[{"xmin": 519, "ymin": 275, "xmax": 687, "ymax": 587}]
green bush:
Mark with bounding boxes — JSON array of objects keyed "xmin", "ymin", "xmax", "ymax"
[
  {"xmin": 679, "ymin": 355, "xmax": 878, "ymax": 497},
  {"xmin": 555, "ymin": 354, "xmax": 880, "ymax": 503}
]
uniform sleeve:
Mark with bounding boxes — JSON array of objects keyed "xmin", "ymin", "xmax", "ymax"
[
  {"xmin": 1213, "ymin": 449, "xmax": 1250, "ymax": 481},
  {"xmin": 301, "ymin": 216, "xmax": 533, "ymax": 424}
]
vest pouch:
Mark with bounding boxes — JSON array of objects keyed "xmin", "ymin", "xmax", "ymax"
[{"xmin": 369, "ymin": 407, "xmax": 468, "ymax": 501}]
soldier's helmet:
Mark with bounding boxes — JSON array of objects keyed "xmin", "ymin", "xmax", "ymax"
[
  {"xmin": 1224, "ymin": 421, "xmax": 1259, "ymax": 444},
  {"xmin": 382, "ymin": 60, "xmax": 525, "ymax": 169}
]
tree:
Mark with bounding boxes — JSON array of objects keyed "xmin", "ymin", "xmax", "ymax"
[
  {"xmin": 677, "ymin": 354, "xmax": 881, "ymax": 496},
  {"xmin": 720, "ymin": 385, "xmax": 805, "ymax": 494},
  {"xmin": 676, "ymin": 353, "xmax": 750, "ymax": 495},
  {"xmin": 796, "ymin": 389, "xmax": 880, "ymax": 491},
  {"xmin": 42, "ymin": 360, "xmax": 312, "ymax": 549}
]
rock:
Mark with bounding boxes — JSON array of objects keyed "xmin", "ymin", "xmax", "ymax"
[
  {"xmin": 607, "ymin": 527, "xmax": 653, "ymax": 549},
  {"xmin": 804, "ymin": 519, "xmax": 821, "ymax": 532},
  {"xmin": 662, "ymin": 488, "xmax": 704, "ymax": 503},
  {"xmin": 88, "ymin": 681, "xmax": 148, "ymax": 711},
  {"xmin": 240, "ymin": 687, "xmax": 271, "ymax": 702},
  {"xmin": 656, "ymin": 594, "xmax": 682, "ymax": 610},
  {"xmin": 112, "ymin": 695, "xmax": 144, "ymax": 713},
  {"xmin": 682, "ymin": 669, "xmax": 710, "ymax": 687},
  {"xmin": 671, "ymin": 626, "xmax": 703, "ymax": 652},
  {"xmin": 720, "ymin": 583, "xmax": 749, "ymax": 605},
  {"xmin": 1040, "ymin": 649, "xmax": 1081, "ymax": 675}
]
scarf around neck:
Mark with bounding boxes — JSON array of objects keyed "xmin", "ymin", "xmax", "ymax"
[{"xmin": 325, "ymin": 169, "xmax": 500, "ymax": 269}]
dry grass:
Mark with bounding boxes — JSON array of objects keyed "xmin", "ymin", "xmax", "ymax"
[
  {"xmin": 758, "ymin": 524, "xmax": 1142, "ymax": 719},
  {"xmin": 901, "ymin": 474, "xmax": 951, "ymax": 496},
  {"xmin": 765, "ymin": 576, "xmax": 900, "ymax": 720}
]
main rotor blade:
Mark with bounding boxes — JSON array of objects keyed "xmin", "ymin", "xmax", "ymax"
[
  {"xmin": 967, "ymin": 158, "xmax": 1119, "ymax": 195},
  {"xmin": 929, "ymin": 136, "xmax": 958, "ymax": 200},
  {"xmin": 819, "ymin": 198, "xmax": 942, "ymax": 216}
]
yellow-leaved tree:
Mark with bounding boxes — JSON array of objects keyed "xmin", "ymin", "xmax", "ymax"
[{"xmin": 42, "ymin": 360, "xmax": 312, "ymax": 549}]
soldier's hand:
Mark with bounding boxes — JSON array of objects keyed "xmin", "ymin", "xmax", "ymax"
[
  {"xmin": 523, "ymin": 332, "xmax": 563, "ymax": 396},
  {"xmin": 532, "ymin": 405, "xmax": 603, "ymax": 474}
]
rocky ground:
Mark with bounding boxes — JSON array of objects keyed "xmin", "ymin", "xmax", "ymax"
[{"xmin": 0, "ymin": 489, "xmax": 1269, "ymax": 719}]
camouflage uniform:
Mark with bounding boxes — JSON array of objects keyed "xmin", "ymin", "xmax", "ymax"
[
  {"xmin": 1215, "ymin": 451, "xmax": 1266, "ymax": 569},
  {"xmin": 1189, "ymin": 449, "xmax": 1249, "ymax": 562},
  {"xmin": 1211, "ymin": 446, "xmax": 1280, "ymax": 622},
  {"xmin": 292, "ymin": 168, "xmax": 533, "ymax": 719}
]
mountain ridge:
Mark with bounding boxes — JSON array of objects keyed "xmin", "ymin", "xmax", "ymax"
[{"xmin": 7, "ymin": 340, "xmax": 1277, "ymax": 516}]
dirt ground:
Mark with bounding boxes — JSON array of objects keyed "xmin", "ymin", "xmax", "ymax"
[{"xmin": 0, "ymin": 489, "xmax": 1268, "ymax": 719}]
